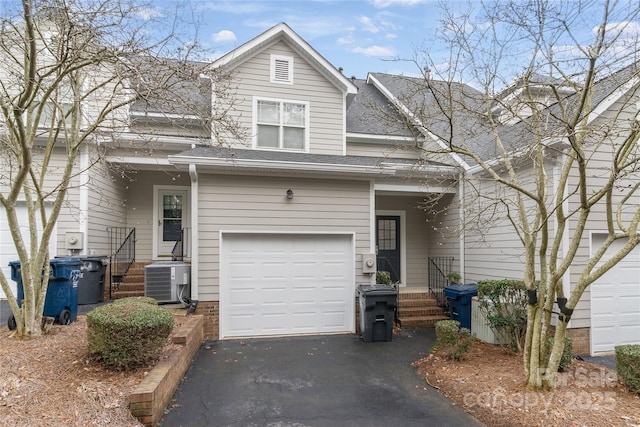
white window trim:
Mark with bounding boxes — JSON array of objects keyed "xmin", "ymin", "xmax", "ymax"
[
  {"xmin": 270, "ymin": 54, "xmax": 293, "ymax": 84},
  {"xmin": 252, "ymin": 96, "xmax": 310, "ymax": 153}
]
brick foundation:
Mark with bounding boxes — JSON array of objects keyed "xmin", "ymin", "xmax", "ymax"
[
  {"xmin": 194, "ymin": 301, "xmax": 219, "ymax": 340},
  {"xmin": 566, "ymin": 327, "xmax": 590, "ymax": 356}
]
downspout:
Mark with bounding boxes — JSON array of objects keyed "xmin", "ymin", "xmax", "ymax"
[
  {"xmin": 458, "ymin": 172, "xmax": 465, "ymax": 282},
  {"xmin": 188, "ymin": 163, "xmax": 199, "ymax": 313},
  {"xmin": 78, "ymin": 145, "xmax": 89, "ymax": 255}
]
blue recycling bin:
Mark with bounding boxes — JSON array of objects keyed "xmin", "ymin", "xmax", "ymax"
[
  {"xmin": 444, "ymin": 283, "xmax": 478, "ymax": 330},
  {"xmin": 8, "ymin": 257, "xmax": 82, "ymax": 327}
]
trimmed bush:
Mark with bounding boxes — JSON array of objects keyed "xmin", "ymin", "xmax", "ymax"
[
  {"xmin": 111, "ymin": 296, "xmax": 158, "ymax": 306},
  {"xmin": 546, "ymin": 337, "xmax": 573, "ymax": 371},
  {"xmin": 435, "ymin": 319, "xmax": 473, "ymax": 360},
  {"xmin": 616, "ymin": 344, "xmax": 640, "ymax": 393},
  {"xmin": 87, "ymin": 301, "xmax": 174, "ymax": 370}
]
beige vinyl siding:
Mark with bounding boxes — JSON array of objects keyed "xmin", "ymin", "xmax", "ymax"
[
  {"xmin": 86, "ymin": 155, "xmax": 127, "ymax": 256},
  {"xmin": 196, "ymin": 175, "xmax": 371, "ymax": 301},
  {"xmin": 427, "ymin": 193, "xmax": 461, "ymax": 276},
  {"xmin": 220, "ymin": 41, "xmax": 345, "ymax": 155},
  {"xmin": 463, "ymin": 163, "xmax": 553, "ymax": 283},
  {"xmin": 346, "ymin": 141, "xmax": 422, "ymax": 159}
]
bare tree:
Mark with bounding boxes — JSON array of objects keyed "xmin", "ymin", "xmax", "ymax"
[
  {"xmin": 379, "ymin": 0, "xmax": 640, "ymax": 389},
  {"xmin": 0, "ymin": 0, "xmax": 240, "ymax": 338}
]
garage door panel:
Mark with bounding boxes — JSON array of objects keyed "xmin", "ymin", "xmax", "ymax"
[
  {"xmin": 221, "ymin": 233, "xmax": 354, "ymax": 338},
  {"xmin": 591, "ymin": 236, "xmax": 640, "ymax": 354}
]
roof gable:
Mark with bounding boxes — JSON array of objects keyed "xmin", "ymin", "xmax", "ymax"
[{"xmin": 212, "ymin": 23, "xmax": 357, "ymax": 103}]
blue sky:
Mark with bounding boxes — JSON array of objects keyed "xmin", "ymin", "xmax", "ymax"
[
  {"xmin": 144, "ymin": 0, "xmax": 640, "ymax": 86},
  {"xmin": 154, "ymin": 0, "xmax": 452, "ymax": 79}
]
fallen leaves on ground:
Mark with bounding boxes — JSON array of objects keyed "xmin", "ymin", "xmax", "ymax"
[{"xmin": 414, "ymin": 340, "xmax": 640, "ymax": 427}]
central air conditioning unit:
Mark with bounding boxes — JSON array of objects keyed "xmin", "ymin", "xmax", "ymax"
[{"xmin": 144, "ymin": 261, "xmax": 191, "ymax": 304}]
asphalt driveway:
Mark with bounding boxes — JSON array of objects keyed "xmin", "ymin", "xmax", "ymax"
[{"xmin": 159, "ymin": 328, "xmax": 484, "ymax": 427}]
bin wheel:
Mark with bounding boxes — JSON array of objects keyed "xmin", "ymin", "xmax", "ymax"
[
  {"xmin": 58, "ymin": 309, "xmax": 71, "ymax": 326},
  {"xmin": 7, "ymin": 315, "xmax": 17, "ymax": 331}
]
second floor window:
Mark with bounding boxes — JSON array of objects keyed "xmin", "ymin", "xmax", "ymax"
[{"xmin": 256, "ymin": 99, "xmax": 307, "ymax": 150}]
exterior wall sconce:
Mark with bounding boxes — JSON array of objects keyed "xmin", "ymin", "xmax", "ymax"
[{"xmin": 286, "ymin": 189, "xmax": 294, "ymax": 199}]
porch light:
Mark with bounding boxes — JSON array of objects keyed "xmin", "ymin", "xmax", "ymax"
[{"xmin": 286, "ymin": 189, "xmax": 294, "ymax": 199}]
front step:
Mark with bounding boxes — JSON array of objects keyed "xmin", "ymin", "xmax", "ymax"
[
  {"xmin": 397, "ymin": 289, "xmax": 448, "ymax": 328},
  {"xmin": 110, "ymin": 262, "xmax": 149, "ymax": 299}
]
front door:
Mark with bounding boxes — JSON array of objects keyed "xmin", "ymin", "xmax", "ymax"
[
  {"xmin": 376, "ymin": 216, "xmax": 401, "ymax": 283},
  {"xmin": 156, "ymin": 189, "xmax": 188, "ymax": 258}
]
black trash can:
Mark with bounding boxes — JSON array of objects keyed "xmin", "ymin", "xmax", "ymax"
[
  {"xmin": 77, "ymin": 256, "xmax": 108, "ymax": 304},
  {"xmin": 443, "ymin": 283, "xmax": 477, "ymax": 330},
  {"xmin": 7, "ymin": 257, "xmax": 82, "ymax": 329},
  {"xmin": 357, "ymin": 284, "xmax": 398, "ymax": 342}
]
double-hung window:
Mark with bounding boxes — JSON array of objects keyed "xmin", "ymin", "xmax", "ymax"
[{"xmin": 255, "ymin": 99, "xmax": 308, "ymax": 151}]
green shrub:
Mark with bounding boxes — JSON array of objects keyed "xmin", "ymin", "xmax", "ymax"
[
  {"xmin": 87, "ymin": 301, "xmax": 174, "ymax": 370},
  {"xmin": 546, "ymin": 337, "xmax": 573, "ymax": 371},
  {"xmin": 111, "ymin": 296, "xmax": 158, "ymax": 306},
  {"xmin": 435, "ymin": 320, "xmax": 474, "ymax": 360},
  {"xmin": 376, "ymin": 271, "xmax": 392, "ymax": 285},
  {"xmin": 477, "ymin": 279, "xmax": 528, "ymax": 351},
  {"xmin": 616, "ymin": 344, "xmax": 640, "ymax": 393}
]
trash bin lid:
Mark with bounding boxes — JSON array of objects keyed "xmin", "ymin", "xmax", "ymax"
[
  {"xmin": 443, "ymin": 283, "xmax": 478, "ymax": 298},
  {"xmin": 357, "ymin": 284, "xmax": 398, "ymax": 296},
  {"xmin": 50, "ymin": 257, "xmax": 83, "ymax": 267}
]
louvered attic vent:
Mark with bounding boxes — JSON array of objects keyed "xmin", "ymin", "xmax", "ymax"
[{"xmin": 271, "ymin": 55, "xmax": 292, "ymax": 84}]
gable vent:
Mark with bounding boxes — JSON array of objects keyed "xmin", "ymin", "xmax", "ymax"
[{"xmin": 271, "ymin": 55, "xmax": 293, "ymax": 84}]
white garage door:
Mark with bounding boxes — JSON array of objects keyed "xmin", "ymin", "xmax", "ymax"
[
  {"xmin": 220, "ymin": 233, "xmax": 355, "ymax": 339},
  {"xmin": 0, "ymin": 203, "xmax": 57, "ymax": 299},
  {"xmin": 591, "ymin": 235, "xmax": 640, "ymax": 354}
]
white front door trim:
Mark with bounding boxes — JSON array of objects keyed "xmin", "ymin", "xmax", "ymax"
[
  {"xmin": 152, "ymin": 185, "xmax": 190, "ymax": 260},
  {"xmin": 375, "ymin": 210, "xmax": 407, "ymax": 287}
]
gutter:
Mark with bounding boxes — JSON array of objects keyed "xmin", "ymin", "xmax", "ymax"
[{"xmin": 188, "ymin": 164, "xmax": 199, "ymax": 314}]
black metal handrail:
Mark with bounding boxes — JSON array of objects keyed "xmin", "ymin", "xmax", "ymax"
[
  {"xmin": 428, "ymin": 256, "xmax": 454, "ymax": 306},
  {"xmin": 108, "ymin": 227, "xmax": 136, "ymax": 299},
  {"xmin": 171, "ymin": 227, "xmax": 190, "ymax": 261}
]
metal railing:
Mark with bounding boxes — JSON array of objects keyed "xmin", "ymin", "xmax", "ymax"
[
  {"xmin": 171, "ymin": 227, "xmax": 191, "ymax": 261},
  {"xmin": 108, "ymin": 227, "xmax": 136, "ymax": 299},
  {"xmin": 428, "ymin": 256, "xmax": 454, "ymax": 307}
]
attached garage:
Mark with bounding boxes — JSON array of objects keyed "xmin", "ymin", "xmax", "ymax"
[
  {"xmin": 219, "ymin": 232, "xmax": 355, "ymax": 339},
  {"xmin": 590, "ymin": 234, "xmax": 640, "ymax": 354}
]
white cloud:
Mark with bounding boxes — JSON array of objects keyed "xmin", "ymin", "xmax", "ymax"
[
  {"xmin": 337, "ymin": 34, "xmax": 356, "ymax": 45},
  {"xmin": 211, "ymin": 30, "xmax": 237, "ymax": 44},
  {"xmin": 358, "ymin": 16, "xmax": 380, "ymax": 33},
  {"xmin": 371, "ymin": 0, "xmax": 427, "ymax": 8},
  {"xmin": 133, "ymin": 6, "xmax": 163, "ymax": 21},
  {"xmin": 351, "ymin": 45, "xmax": 397, "ymax": 57}
]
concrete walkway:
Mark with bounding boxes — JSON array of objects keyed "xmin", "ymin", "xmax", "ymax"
[{"xmin": 160, "ymin": 329, "xmax": 484, "ymax": 427}]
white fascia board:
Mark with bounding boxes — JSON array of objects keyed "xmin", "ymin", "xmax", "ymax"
[
  {"xmin": 116, "ymin": 133, "xmax": 209, "ymax": 147},
  {"xmin": 380, "ymin": 162, "xmax": 458, "ymax": 178},
  {"xmin": 106, "ymin": 156, "xmax": 172, "ymax": 166},
  {"xmin": 366, "ymin": 73, "xmax": 472, "ymax": 171},
  {"xmin": 587, "ymin": 76, "xmax": 640, "ymax": 125},
  {"xmin": 212, "ymin": 23, "xmax": 357, "ymax": 97},
  {"xmin": 168, "ymin": 155, "xmax": 397, "ymax": 176},
  {"xmin": 347, "ymin": 132, "xmax": 418, "ymax": 143},
  {"xmin": 375, "ymin": 183, "xmax": 457, "ymax": 194},
  {"xmin": 130, "ymin": 111, "xmax": 201, "ymax": 120}
]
